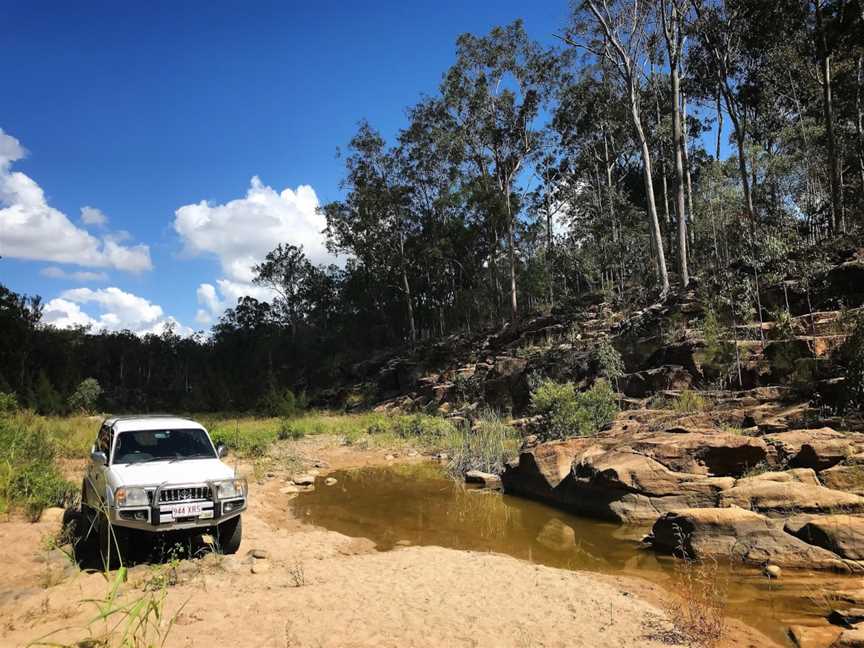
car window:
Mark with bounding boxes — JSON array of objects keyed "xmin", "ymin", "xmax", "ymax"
[{"xmin": 112, "ymin": 428, "xmax": 216, "ymax": 464}]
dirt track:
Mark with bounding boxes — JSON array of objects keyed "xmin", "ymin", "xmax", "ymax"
[{"xmin": 0, "ymin": 438, "xmax": 775, "ymax": 648}]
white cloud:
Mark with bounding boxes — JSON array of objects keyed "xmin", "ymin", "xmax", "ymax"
[
  {"xmin": 42, "ymin": 286, "xmax": 191, "ymax": 336},
  {"xmin": 0, "ymin": 128, "xmax": 152, "ymax": 273},
  {"xmin": 175, "ymin": 176, "xmax": 333, "ymax": 322},
  {"xmin": 80, "ymin": 206, "xmax": 108, "ymax": 227},
  {"xmin": 40, "ymin": 266, "xmax": 109, "ymax": 282}
]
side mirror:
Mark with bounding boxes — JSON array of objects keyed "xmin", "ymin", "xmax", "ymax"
[
  {"xmin": 90, "ymin": 449, "xmax": 108, "ymax": 465},
  {"xmin": 216, "ymin": 443, "xmax": 227, "ymax": 459}
]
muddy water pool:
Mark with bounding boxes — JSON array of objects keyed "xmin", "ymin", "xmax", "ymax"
[{"xmin": 293, "ymin": 462, "xmax": 854, "ymax": 644}]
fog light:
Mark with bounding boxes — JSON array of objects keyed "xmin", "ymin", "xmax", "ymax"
[{"xmin": 134, "ymin": 511, "xmax": 147, "ymax": 521}]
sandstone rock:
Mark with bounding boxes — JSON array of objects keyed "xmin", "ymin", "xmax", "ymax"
[
  {"xmin": 735, "ymin": 468, "xmax": 821, "ymax": 488},
  {"xmin": 324, "ymin": 477, "xmax": 337, "ymax": 486},
  {"xmin": 464, "ymin": 470, "xmax": 502, "ymax": 490},
  {"xmin": 786, "ymin": 624, "xmax": 842, "ymax": 648},
  {"xmin": 291, "ymin": 474, "xmax": 315, "ymax": 486},
  {"xmin": 650, "ymin": 507, "xmax": 850, "ymax": 571},
  {"xmin": 719, "ymin": 481, "xmax": 864, "ymax": 516},
  {"xmin": 765, "ymin": 429, "xmax": 853, "ymax": 471},
  {"xmin": 250, "ymin": 559, "xmax": 271, "ymax": 574},
  {"xmin": 619, "ymin": 365, "xmax": 694, "ymax": 397},
  {"xmin": 247, "ymin": 548, "xmax": 270, "ymax": 560},
  {"xmin": 820, "ymin": 465, "xmax": 864, "ymax": 495},
  {"xmin": 763, "ymin": 564, "xmax": 782, "ymax": 579},
  {"xmin": 632, "ymin": 432, "xmax": 768, "ymax": 477},
  {"xmin": 536, "ymin": 518, "xmax": 577, "ymax": 552},
  {"xmin": 39, "ymin": 507, "xmax": 66, "ymax": 525},
  {"xmin": 384, "ymin": 454, "xmax": 396, "ymax": 461},
  {"xmin": 835, "ymin": 627, "xmax": 864, "ymax": 647},
  {"xmin": 786, "ymin": 515, "xmax": 864, "ymax": 560},
  {"xmin": 280, "ymin": 485, "xmax": 300, "ymax": 494}
]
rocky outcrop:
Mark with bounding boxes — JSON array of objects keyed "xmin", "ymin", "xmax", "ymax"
[
  {"xmin": 785, "ymin": 515, "xmax": 864, "ymax": 560},
  {"xmin": 719, "ymin": 481, "xmax": 864, "ymax": 516},
  {"xmin": 765, "ymin": 428, "xmax": 856, "ymax": 471},
  {"xmin": 649, "ymin": 508, "xmax": 852, "ymax": 571}
]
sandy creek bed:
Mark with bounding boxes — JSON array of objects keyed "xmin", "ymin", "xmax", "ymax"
[{"xmin": 0, "ymin": 439, "xmax": 815, "ymax": 647}]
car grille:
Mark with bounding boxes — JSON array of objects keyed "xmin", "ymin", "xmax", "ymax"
[{"xmin": 157, "ymin": 486, "xmax": 212, "ymax": 503}]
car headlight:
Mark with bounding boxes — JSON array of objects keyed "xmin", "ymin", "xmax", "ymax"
[
  {"xmin": 114, "ymin": 487, "xmax": 149, "ymax": 507},
  {"xmin": 215, "ymin": 478, "xmax": 247, "ymax": 499}
]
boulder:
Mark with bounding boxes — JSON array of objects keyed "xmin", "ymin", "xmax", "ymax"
[
  {"xmin": 828, "ymin": 608, "xmax": 864, "ymax": 628},
  {"xmin": 535, "ymin": 518, "xmax": 577, "ymax": 552},
  {"xmin": 632, "ymin": 432, "xmax": 768, "ymax": 477},
  {"xmin": 464, "ymin": 470, "xmax": 502, "ymax": 490},
  {"xmin": 765, "ymin": 429, "xmax": 854, "ymax": 471},
  {"xmin": 38, "ymin": 507, "xmax": 66, "ymax": 526},
  {"xmin": 820, "ymin": 465, "xmax": 864, "ymax": 495},
  {"xmin": 650, "ymin": 507, "xmax": 850, "ymax": 571},
  {"xmin": 786, "ymin": 624, "xmax": 842, "ymax": 648},
  {"xmin": 719, "ymin": 481, "xmax": 864, "ymax": 516},
  {"xmin": 502, "ymin": 439, "xmax": 588, "ymax": 495},
  {"xmin": 835, "ymin": 627, "xmax": 864, "ymax": 647},
  {"xmin": 291, "ymin": 474, "xmax": 316, "ymax": 486},
  {"xmin": 785, "ymin": 515, "xmax": 864, "ymax": 560},
  {"xmin": 735, "ymin": 468, "xmax": 821, "ymax": 489}
]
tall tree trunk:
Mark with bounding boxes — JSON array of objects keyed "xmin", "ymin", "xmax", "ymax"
[
  {"xmin": 815, "ymin": 0, "xmax": 841, "ymax": 232},
  {"xmin": 399, "ymin": 228, "xmax": 417, "ymax": 343},
  {"xmin": 632, "ymin": 92, "xmax": 670, "ymax": 296},
  {"xmin": 682, "ymin": 92, "xmax": 696, "ymax": 248},
  {"xmin": 671, "ymin": 64, "xmax": 689, "ymax": 287},
  {"xmin": 856, "ymin": 56, "xmax": 864, "ymax": 199},
  {"xmin": 505, "ymin": 189, "xmax": 518, "ymax": 321}
]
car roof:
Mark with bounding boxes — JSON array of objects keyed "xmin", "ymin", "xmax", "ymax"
[{"xmin": 104, "ymin": 415, "xmax": 206, "ymax": 433}]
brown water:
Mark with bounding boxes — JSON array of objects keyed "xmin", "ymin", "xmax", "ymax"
[{"xmin": 293, "ymin": 462, "xmax": 853, "ymax": 645}]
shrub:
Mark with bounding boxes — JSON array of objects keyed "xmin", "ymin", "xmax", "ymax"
[
  {"xmin": 593, "ymin": 338, "xmax": 624, "ymax": 384},
  {"xmin": 68, "ymin": 377, "xmax": 102, "ymax": 413},
  {"xmin": 444, "ymin": 412, "xmax": 518, "ymax": 476},
  {"xmin": 530, "ymin": 378, "xmax": 618, "ymax": 440},
  {"xmin": 392, "ymin": 414, "xmax": 456, "ymax": 440},
  {"xmin": 257, "ymin": 387, "xmax": 304, "ymax": 418},
  {"xmin": 0, "ymin": 391, "xmax": 18, "ymax": 415},
  {"xmin": 671, "ymin": 390, "xmax": 710, "ymax": 414},
  {"xmin": 277, "ymin": 419, "xmax": 305, "ymax": 441},
  {"xmin": 0, "ymin": 415, "xmax": 73, "ymax": 518},
  {"xmin": 771, "ymin": 308, "xmax": 795, "ymax": 340},
  {"xmin": 33, "ymin": 371, "xmax": 63, "ymax": 415}
]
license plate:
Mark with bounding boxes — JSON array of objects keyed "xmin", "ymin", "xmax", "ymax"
[{"xmin": 170, "ymin": 502, "xmax": 203, "ymax": 518}]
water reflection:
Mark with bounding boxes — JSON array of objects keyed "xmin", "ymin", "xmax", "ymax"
[{"xmin": 293, "ymin": 463, "xmax": 856, "ymax": 643}]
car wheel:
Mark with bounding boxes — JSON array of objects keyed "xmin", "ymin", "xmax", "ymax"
[{"xmin": 217, "ymin": 515, "xmax": 242, "ymax": 554}]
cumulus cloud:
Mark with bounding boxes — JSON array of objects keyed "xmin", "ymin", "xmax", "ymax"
[
  {"xmin": 175, "ymin": 176, "xmax": 333, "ymax": 322},
  {"xmin": 80, "ymin": 206, "xmax": 108, "ymax": 227},
  {"xmin": 0, "ymin": 128, "xmax": 152, "ymax": 273},
  {"xmin": 42, "ymin": 286, "xmax": 191, "ymax": 336},
  {"xmin": 40, "ymin": 266, "xmax": 109, "ymax": 282}
]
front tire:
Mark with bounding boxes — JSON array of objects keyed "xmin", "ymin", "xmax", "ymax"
[{"xmin": 217, "ymin": 515, "xmax": 242, "ymax": 554}]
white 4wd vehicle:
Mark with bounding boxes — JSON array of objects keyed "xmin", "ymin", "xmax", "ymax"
[{"xmin": 81, "ymin": 415, "xmax": 247, "ymax": 563}]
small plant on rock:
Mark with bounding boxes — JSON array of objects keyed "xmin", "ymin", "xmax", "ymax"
[{"xmin": 530, "ymin": 378, "xmax": 618, "ymax": 440}]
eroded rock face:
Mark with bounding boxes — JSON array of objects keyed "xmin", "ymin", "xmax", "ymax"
[
  {"xmin": 649, "ymin": 508, "xmax": 851, "ymax": 571},
  {"xmin": 765, "ymin": 428, "xmax": 855, "ymax": 471},
  {"xmin": 785, "ymin": 515, "xmax": 864, "ymax": 561},
  {"xmin": 719, "ymin": 481, "xmax": 864, "ymax": 516}
]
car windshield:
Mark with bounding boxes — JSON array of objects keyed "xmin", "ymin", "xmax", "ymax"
[{"xmin": 112, "ymin": 428, "xmax": 216, "ymax": 464}]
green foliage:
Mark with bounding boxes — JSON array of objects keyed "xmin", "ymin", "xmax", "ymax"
[
  {"xmin": 33, "ymin": 371, "xmax": 63, "ymax": 415},
  {"xmin": 444, "ymin": 412, "xmax": 519, "ymax": 476},
  {"xmin": 530, "ymin": 378, "xmax": 618, "ymax": 440},
  {"xmin": 0, "ymin": 391, "xmax": 18, "ymax": 415},
  {"xmin": 0, "ymin": 414, "xmax": 73, "ymax": 518},
  {"xmin": 277, "ymin": 419, "xmax": 305, "ymax": 441},
  {"xmin": 770, "ymin": 308, "xmax": 795, "ymax": 340},
  {"xmin": 671, "ymin": 390, "xmax": 711, "ymax": 414},
  {"xmin": 68, "ymin": 377, "xmax": 102, "ymax": 413},
  {"xmin": 256, "ymin": 387, "xmax": 306, "ymax": 418},
  {"xmin": 391, "ymin": 414, "xmax": 457, "ymax": 440},
  {"xmin": 593, "ymin": 338, "xmax": 624, "ymax": 382}
]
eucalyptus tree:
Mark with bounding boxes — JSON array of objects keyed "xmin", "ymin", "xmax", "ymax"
[
  {"xmin": 568, "ymin": 0, "xmax": 671, "ymax": 297},
  {"xmin": 321, "ymin": 122, "xmax": 418, "ymax": 342},
  {"xmin": 440, "ymin": 20, "xmax": 559, "ymax": 321}
]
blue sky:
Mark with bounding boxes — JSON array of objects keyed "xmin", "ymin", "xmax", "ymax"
[{"xmin": 1, "ymin": 1, "xmax": 571, "ymax": 333}]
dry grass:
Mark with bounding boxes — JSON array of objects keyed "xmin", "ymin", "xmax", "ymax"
[{"xmin": 661, "ymin": 526, "xmax": 728, "ymax": 647}]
